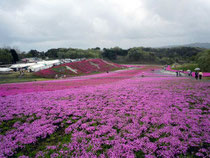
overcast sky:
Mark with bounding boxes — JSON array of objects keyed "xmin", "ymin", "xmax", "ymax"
[{"xmin": 0, "ymin": 0, "xmax": 210, "ymax": 51}]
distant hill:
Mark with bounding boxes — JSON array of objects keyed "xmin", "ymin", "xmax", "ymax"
[
  {"xmin": 184, "ymin": 43, "xmax": 210, "ymax": 49},
  {"xmin": 160, "ymin": 43, "xmax": 210, "ymax": 49}
]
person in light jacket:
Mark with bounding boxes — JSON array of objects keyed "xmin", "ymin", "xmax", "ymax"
[{"xmin": 199, "ymin": 71, "xmax": 203, "ymax": 80}]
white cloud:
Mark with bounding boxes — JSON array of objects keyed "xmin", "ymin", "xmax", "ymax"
[{"xmin": 0, "ymin": 0, "xmax": 210, "ymax": 51}]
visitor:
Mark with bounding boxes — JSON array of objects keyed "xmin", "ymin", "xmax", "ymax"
[
  {"xmin": 176, "ymin": 71, "xmax": 178, "ymax": 77},
  {"xmin": 189, "ymin": 70, "xmax": 192, "ymax": 76},
  {"xmin": 19, "ymin": 69, "xmax": 24, "ymax": 77},
  {"xmin": 19, "ymin": 68, "xmax": 22, "ymax": 75},
  {"xmin": 141, "ymin": 72, "xmax": 144, "ymax": 77},
  {"xmin": 199, "ymin": 71, "xmax": 203, "ymax": 80},
  {"xmin": 195, "ymin": 71, "xmax": 198, "ymax": 80}
]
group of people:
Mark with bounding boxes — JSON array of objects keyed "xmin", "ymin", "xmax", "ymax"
[
  {"xmin": 176, "ymin": 71, "xmax": 182, "ymax": 77},
  {"xmin": 187, "ymin": 70, "xmax": 192, "ymax": 76},
  {"xmin": 195, "ymin": 71, "xmax": 203, "ymax": 80},
  {"xmin": 176, "ymin": 70, "xmax": 203, "ymax": 80},
  {"xmin": 55, "ymin": 74, "xmax": 67, "ymax": 79}
]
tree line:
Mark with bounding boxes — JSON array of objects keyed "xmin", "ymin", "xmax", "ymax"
[{"xmin": 0, "ymin": 46, "xmax": 209, "ymax": 71}]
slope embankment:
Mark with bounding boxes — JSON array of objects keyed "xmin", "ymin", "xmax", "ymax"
[{"xmin": 35, "ymin": 59, "xmax": 125, "ymax": 78}]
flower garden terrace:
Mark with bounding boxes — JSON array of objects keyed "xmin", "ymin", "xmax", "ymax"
[
  {"xmin": 34, "ymin": 59, "xmax": 126, "ymax": 78},
  {"xmin": 0, "ymin": 65, "xmax": 150, "ymax": 96},
  {"xmin": 0, "ymin": 66, "xmax": 209, "ymax": 158}
]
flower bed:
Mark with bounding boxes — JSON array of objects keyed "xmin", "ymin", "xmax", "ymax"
[
  {"xmin": 35, "ymin": 59, "xmax": 125, "ymax": 78},
  {"xmin": 0, "ymin": 67, "xmax": 209, "ymax": 157}
]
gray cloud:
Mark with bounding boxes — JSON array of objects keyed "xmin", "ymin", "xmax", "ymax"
[{"xmin": 0, "ymin": 0, "xmax": 210, "ymax": 51}]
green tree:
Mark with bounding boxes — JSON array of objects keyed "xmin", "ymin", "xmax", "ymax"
[
  {"xmin": 102, "ymin": 48, "xmax": 117, "ymax": 60},
  {"xmin": 10, "ymin": 49, "xmax": 19, "ymax": 63},
  {"xmin": 197, "ymin": 49, "xmax": 210, "ymax": 72},
  {"xmin": 45, "ymin": 49, "xmax": 59, "ymax": 59},
  {"xmin": 0, "ymin": 49, "xmax": 13, "ymax": 64},
  {"xmin": 127, "ymin": 47, "xmax": 146, "ymax": 61}
]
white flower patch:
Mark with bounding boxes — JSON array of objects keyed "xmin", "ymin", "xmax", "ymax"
[
  {"xmin": 66, "ymin": 66, "xmax": 78, "ymax": 73},
  {"xmin": 89, "ymin": 61, "xmax": 100, "ymax": 69},
  {"xmin": 103, "ymin": 60, "xmax": 117, "ymax": 67}
]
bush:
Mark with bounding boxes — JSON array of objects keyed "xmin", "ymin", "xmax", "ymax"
[
  {"xmin": 172, "ymin": 63, "xmax": 199, "ymax": 71},
  {"xmin": 0, "ymin": 49, "xmax": 13, "ymax": 64},
  {"xmin": 196, "ymin": 49, "xmax": 210, "ymax": 72}
]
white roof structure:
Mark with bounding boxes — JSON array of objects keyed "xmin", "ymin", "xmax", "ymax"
[
  {"xmin": 10, "ymin": 63, "xmax": 35, "ymax": 69},
  {"xmin": 28, "ymin": 60, "xmax": 61, "ymax": 72},
  {"xmin": 9, "ymin": 59, "xmax": 81, "ymax": 72},
  {"xmin": 36, "ymin": 60, "xmax": 61, "ymax": 66},
  {"xmin": 9, "ymin": 60, "xmax": 61, "ymax": 71},
  {"xmin": 0, "ymin": 68, "xmax": 13, "ymax": 72},
  {"xmin": 29, "ymin": 64, "xmax": 50, "ymax": 72}
]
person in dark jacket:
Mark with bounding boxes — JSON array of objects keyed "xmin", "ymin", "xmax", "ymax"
[{"xmin": 195, "ymin": 71, "xmax": 199, "ymax": 80}]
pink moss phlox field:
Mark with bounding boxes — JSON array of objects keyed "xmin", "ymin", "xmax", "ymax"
[
  {"xmin": 0, "ymin": 67, "xmax": 209, "ymax": 157},
  {"xmin": 166, "ymin": 65, "xmax": 210, "ymax": 77},
  {"xmin": 35, "ymin": 59, "xmax": 125, "ymax": 78},
  {"xmin": 0, "ymin": 68, "xmax": 144, "ymax": 96}
]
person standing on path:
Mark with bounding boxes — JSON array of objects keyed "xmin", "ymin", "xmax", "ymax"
[
  {"xmin": 188, "ymin": 70, "xmax": 192, "ymax": 76},
  {"xmin": 199, "ymin": 71, "xmax": 203, "ymax": 80},
  {"xmin": 195, "ymin": 71, "xmax": 199, "ymax": 80}
]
